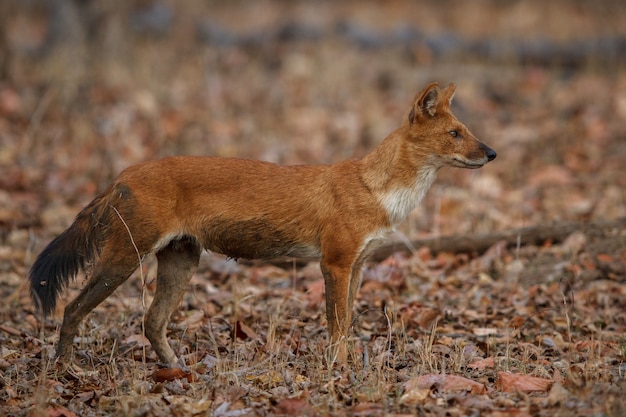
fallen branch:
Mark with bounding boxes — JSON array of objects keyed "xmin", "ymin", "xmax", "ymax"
[{"xmin": 370, "ymin": 217, "xmax": 626, "ymax": 262}]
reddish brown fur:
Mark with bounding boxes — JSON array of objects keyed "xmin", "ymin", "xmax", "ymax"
[{"xmin": 29, "ymin": 82, "xmax": 496, "ymax": 367}]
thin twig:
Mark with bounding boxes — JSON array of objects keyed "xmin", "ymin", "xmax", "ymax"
[{"xmin": 110, "ymin": 205, "xmax": 147, "ymax": 367}]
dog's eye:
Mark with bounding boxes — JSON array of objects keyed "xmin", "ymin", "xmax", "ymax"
[{"xmin": 448, "ymin": 130, "xmax": 459, "ymax": 138}]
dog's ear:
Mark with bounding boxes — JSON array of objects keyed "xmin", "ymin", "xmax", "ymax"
[
  {"xmin": 408, "ymin": 82, "xmax": 439, "ymax": 124},
  {"xmin": 438, "ymin": 83, "xmax": 456, "ymax": 111}
]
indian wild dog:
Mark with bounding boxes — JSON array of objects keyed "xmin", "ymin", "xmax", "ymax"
[{"xmin": 29, "ymin": 82, "xmax": 496, "ymax": 367}]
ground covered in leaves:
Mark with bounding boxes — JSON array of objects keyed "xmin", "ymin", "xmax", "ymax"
[{"xmin": 1, "ymin": 1, "xmax": 626, "ymax": 416}]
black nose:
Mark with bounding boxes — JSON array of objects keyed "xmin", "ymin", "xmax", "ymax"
[{"xmin": 480, "ymin": 143, "xmax": 497, "ymax": 161}]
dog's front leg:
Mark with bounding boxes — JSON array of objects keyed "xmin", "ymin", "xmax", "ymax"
[{"xmin": 320, "ymin": 259, "xmax": 353, "ymax": 364}]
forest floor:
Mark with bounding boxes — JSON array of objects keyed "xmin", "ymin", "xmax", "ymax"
[{"xmin": 1, "ymin": 1, "xmax": 625, "ymax": 416}]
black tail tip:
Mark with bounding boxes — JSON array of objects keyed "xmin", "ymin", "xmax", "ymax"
[{"xmin": 29, "ymin": 275, "xmax": 56, "ymax": 317}]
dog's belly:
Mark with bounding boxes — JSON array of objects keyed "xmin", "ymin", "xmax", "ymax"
[{"xmin": 200, "ymin": 218, "xmax": 321, "ymax": 260}]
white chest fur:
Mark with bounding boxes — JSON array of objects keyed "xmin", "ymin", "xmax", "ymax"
[{"xmin": 378, "ymin": 166, "xmax": 438, "ymax": 225}]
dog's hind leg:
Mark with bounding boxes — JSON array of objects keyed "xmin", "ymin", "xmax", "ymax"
[
  {"xmin": 56, "ymin": 250, "xmax": 139, "ymax": 362},
  {"xmin": 145, "ymin": 237, "xmax": 202, "ymax": 367}
]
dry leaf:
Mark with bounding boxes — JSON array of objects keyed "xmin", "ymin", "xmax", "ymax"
[
  {"xmin": 245, "ymin": 370, "xmax": 282, "ymax": 387},
  {"xmin": 473, "ymin": 328, "xmax": 498, "ymax": 336},
  {"xmin": 349, "ymin": 402, "xmax": 384, "ymax": 415},
  {"xmin": 233, "ymin": 320, "xmax": 257, "ymax": 340},
  {"xmin": 123, "ymin": 333, "xmax": 150, "ymax": 347},
  {"xmin": 400, "ymin": 385, "xmax": 430, "ymax": 405},
  {"xmin": 213, "ymin": 401, "xmax": 252, "ymax": 417},
  {"xmin": 0, "ymin": 324, "xmax": 21, "ymax": 337},
  {"xmin": 508, "ymin": 315, "xmax": 527, "ymax": 329},
  {"xmin": 152, "ymin": 368, "xmax": 196, "ymax": 383},
  {"xmin": 44, "ymin": 407, "xmax": 79, "ymax": 417},
  {"xmin": 468, "ymin": 357, "xmax": 495, "ymax": 370},
  {"xmin": 273, "ymin": 398, "xmax": 316, "ymax": 416},
  {"xmin": 180, "ymin": 309, "xmax": 206, "ymax": 328},
  {"xmin": 404, "ymin": 374, "xmax": 486, "ymax": 395},
  {"xmin": 497, "ymin": 372, "xmax": 552, "ymax": 393},
  {"xmin": 399, "ymin": 305, "xmax": 439, "ymax": 329},
  {"xmin": 596, "ymin": 253, "xmax": 614, "ymax": 263},
  {"xmin": 415, "ymin": 307, "xmax": 439, "ymax": 329},
  {"xmin": 74, "ymin": 390, "xmax": 96, "ymax": 403}
]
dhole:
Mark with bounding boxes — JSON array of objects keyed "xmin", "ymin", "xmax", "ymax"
[{"xmin": 29, "ymin": 82, "xmax": 496, "ymax": 367}]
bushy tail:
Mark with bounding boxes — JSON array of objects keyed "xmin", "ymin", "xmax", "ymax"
[{"xmin": 29, "ymin": 191, "xmax": 112, "ymax": 316}]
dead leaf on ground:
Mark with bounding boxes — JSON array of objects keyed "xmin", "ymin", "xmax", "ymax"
[
  {"xmin": 399, "ymin": 385, "xmax": 430, "ymax": 405},
  {"xmin": 468, "ymin": 357, "xmax": 495, "ymax": 370},
  {"xmin": 472, "ymin": 327, "xmax": 499, "ymax": 336},
  {"xmin": 349, "ymin": 402, "xmax": 384, "ymax": 416},
  {"xmin": 404, "ymin": 374, "xmax": 487, "ymax": 395},
  {"xmin": 233, "ymin": 320, "xmax": 258, "ymax": 340},
  {"xmin": 179, "ymin": 309, "xmax": 206, "ymax": 328},
  {"xmin": 152, "ymin": 367, "xmax": 196, "ymax": 383},
  {"xmin": 42, "ymin": 407, "xmax": 79, "ymax": 417},
  {"xmin": 273, "ymin": 398, "xmax": 316, "ymax": 416},
  {"xmin": 123, "ymin": 333, "xmax": 150, "ymax": 347},
  {"xmin": 74, "ymin": 390, "xmax": 98, "ymax": 403},
  {"xmin": 399, "ymin": 304, "xmax": 440, "ymax": 329},
  {"xmin": 497, "ymin": 372, "xmax": 552, "ymax": 393}
]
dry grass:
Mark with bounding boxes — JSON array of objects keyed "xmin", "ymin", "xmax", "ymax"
[{"xmin": 5, "ymin": 246, "xmax": 625, "ymax": 416}]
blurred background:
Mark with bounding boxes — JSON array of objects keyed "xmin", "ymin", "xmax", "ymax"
[{"xmin": 1, "ymin": 0, "xmax": 625, "ymax": 247}]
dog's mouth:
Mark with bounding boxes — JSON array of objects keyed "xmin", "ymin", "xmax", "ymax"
[{"xmin": 452, "ymin": 157, "xmax": 487, "ymax": 168}]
